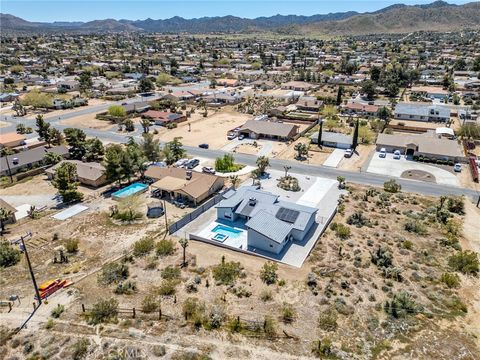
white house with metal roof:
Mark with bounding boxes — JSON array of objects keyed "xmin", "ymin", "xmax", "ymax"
[
  {"xmin": 216, "ymin": 187, "xmax": 317, "ymax": 254},
  {"xmin": 394, "ymin": 102, "xmax": 451, "ymax": 122}
]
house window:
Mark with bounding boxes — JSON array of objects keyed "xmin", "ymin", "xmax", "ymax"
[
  {"xmin": 269, "ymin": 244, "xmax": 273, "ymax": 248},
  {"xmin": 224, "ymin": 213, "xmax": 231, "ymax": 219}
]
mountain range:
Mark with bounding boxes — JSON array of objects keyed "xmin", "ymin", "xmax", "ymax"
[{"xmin": 1, "ymin": 1, "xmax": 479, "ymax": 36}]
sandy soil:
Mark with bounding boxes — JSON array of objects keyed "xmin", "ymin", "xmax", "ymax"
[
  {"xmin": 60, "ymin": 113, "xmax": 116, "ymax": 131},
  {"xmin": 0, "ymin": 174, "xmax": 57, "ymax": 196},
  {"xmin": 275, "ymin": 138, "xmax": 331, "ymax": 165},
  {"xmin": 234, "ymin": 143, "xmax": 261, "ymax": 155},
  {"xmin": 337, "ymin": 144, "xmax": 375, "ymax": 171},
  {"xmin": 155, "ymin": 108, "xmax": 251, "ymax": 149},
  {"xmin": 22, "ymin": 99, "xmax": 112, "ymax": 121},
  {"xmin": 456, "ymin": 165, "xmax": 480, "ymax": 190},
  {"xmin": 390, "ymin": 119, "xmax": 443, "ymax": 130},
  {"xmin": 0, "ymin": 120, "xmax": 11, "ymax": 128}
]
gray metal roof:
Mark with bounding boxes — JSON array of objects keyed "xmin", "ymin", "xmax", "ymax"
[
  {"xmin": 394, "ymin": 102, "xmax": 450, "ymax": 118},
  {"xmin": 217, "ymin": 187, "xmax": 318, "ymax": 240},
  {"xmin": 310, "ymin": 131, "xmax": 353, "ymax": 145},
  {"xmin": 245, "ymin": 210, "xmax": 292, "ymax": 244}
]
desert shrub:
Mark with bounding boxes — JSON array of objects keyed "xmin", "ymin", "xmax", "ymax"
[
  {"xmin": 260, "ymin": 289, "xmax": 273, "ymax": 302},
  {"xmin": 444, "ymin": 296, "xmax": 468, "ymax": 314},
  {"xmin": 282, "ymin": 303, "xmax": 296, "ymax": 323},
  {"xmin": 133, "ymin": 237, "xmax": 155, "ymax": 257},
  {"xmin": 113, "ymin": 280, "xmax": 137, "ymax": 294},
  {"xmin": 141, "ymin": 295, "xmax": 160, "ymax": 313},
  {"xmin": 206, "ymin": 305, "xmax": 226, "ymax": 329},
  {"xmin": 263, "ymin": 315, "xmax": 276, "ymax": 337},
  {"xmin": 0, "ymin": 241, "xmax": 21, "ymax": 268},
  {"xmin": 161, "ymin": 265, "xmax": 181, "ymax": 280},
  {"xmin": 403, "ymin": 240, "xmax": 413, "ymax": 250},
  {"xmin": 318, "ymin": 308, "xmax": 337, "ymax": 331},
  {"xmin": 212, "ymin": 259, "xmax": 242, "ymax": 285},
  {"xmin": 260, "ymin": 261, "xmax": 278, "ymax": 285},
  {"xmin": 443, "ymin": 218, "xmax": 462, "ymax": 238},
  {"xmin": 98, "ymin": 262, "xmax": 129, "ymax": 285},
  {"xmin": 371, "ymin": 340, "xmax": 392, "ymax": 359},
  {"xmin": 444, "ymin": 196, "xmax": 465, "ymax": 215},
  {"xmin": 45, "ymin": 318, "xmax": 54, "ymax": 329},
  {"xmin": 65, "ymin": 239, "xmax": 79, "ymax": 253},
  {"xmin": 50, "ymin": 304, "xmax": 65, "ymax": 318},
  {"xmin": 347, "ymin": 211, "xmax": 370, "ymax": 228},
  {"xmin": 311, "ymin": 338, "xmax": 333, "ymax": 358},
  {"xmin": 88, "ymin": 298, "xmax": 118, "ymax": 325},
  {"xmin": 404, "ymin": 220, "xmax": 427, "ymax": 235},
  {"xmin": 157, "ymin": 279, "xmax": 177, "ymax": 296},
  {"xmin": 71, "ymin": 338, "xmax": 89, "ymax": 360},
  {"xmin": 230, "ymin": 286, "xmax": 252, "ymax": 298},
  {"xmin": 334, "ymin": 223, "xmax": 351, "ymax": 239},
  {"xmin": 156, "ymin": 239, "xmax": 176, "ymax": 256},
  {"xmin": 383, "ymin": 179, "xmax": 401, "ymax": 193},
  {"xmin": 440, "ymin": 273, "xmax": 460, "ymax": 288},
  {"xmin": 227, "ymin": 317, "xmax": 243, "ymax": 333},
  {"xmin": 183, "ymin": 297, "xmax": 206, "ymax": 328},
  {"xmin": 384, "ymin": 291, "xmax": 421, "ymax": 318},
  {"xmin": 448, "ymin": 250, "xmax": 479, "ymax": 275},
  {"xmin": 152, "ymin": 345, "xmax": 166, "ymax": 357}
]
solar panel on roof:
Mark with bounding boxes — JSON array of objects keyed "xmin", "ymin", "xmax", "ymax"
[{"xmin": 276, "ymin": 207, "xmax": 299, "ymax": 224}]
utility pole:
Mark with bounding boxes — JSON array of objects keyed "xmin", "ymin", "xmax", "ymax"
[
  {"xmin": 4, "ymin": 153, "xmax": 14, "ymax": 183},
  {"xmin": 163, "ymin": 199, "xmax": 168, "ymax": 239},
  {"xmin": 18, "ymin": 232, "xmax": 41, "ymax": 305}
]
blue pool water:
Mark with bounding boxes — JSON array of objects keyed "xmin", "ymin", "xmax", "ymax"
[
  {"xmin": 212, "ymin": 224, "xmax": 243, "ymax": 239},
  {"xmin": 112, "ymin": 183, "xmax": 148, "ymax": 199}
]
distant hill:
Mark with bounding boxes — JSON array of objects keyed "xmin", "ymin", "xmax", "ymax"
[
  {"xmin": 1, "ymin": 1, "xmax": 479, "ymax": 35},
  {"xmin": 300, "ymin": 1, "xmax": 480, "ymax": 35}
]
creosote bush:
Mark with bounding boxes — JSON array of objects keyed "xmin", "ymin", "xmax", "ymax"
[
  {"xmin": 383, "ymin": 179, "xmax": 401, "ymax": 193},
  {"xmin": 440, "ymin": 273, "xmax": 460, "ymax": 288},
  {"xmin": 448, "ymin": 250, "xmax": 479, "ymax": 275},
  {"xmin": 384, "ymin": 291, "xmax": 421, "ymax": 318},
  {"xmin": 133, "ymin": 237, "xmax": 155, "ymax": 257},
  {"xmin": 318, "ymin": 308, "xmax": 338, "ymax": 331},
  {"xmin": 260, "ymin": 261, "xmax": 278, "ymax": 285},
  {"xmin": 98, "ymin": 262, "xmax": 129, "ymax": 285},
  {"xmin": 141, "ymin": 295, "xmax": 160, "ymax": 313},
  {"xmin": 212, "ymin": 259, "xmax": 243, "ymax": 285},
  {"xmin": 71, "ymin": 338, "xmax": 90, "ymax": 360},
  {"xmin": 87, "ymin": 298, "xmax": 118, "ymax": 325},
  {"xmin": 156, "ymin": 239, "xmax": 176, "ymax": 256},
  {"xmin": 65, "ymin": 239, "xmax": 79, "ymax": 253}
]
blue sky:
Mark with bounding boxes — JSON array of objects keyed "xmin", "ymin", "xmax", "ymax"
[{"xmin": 1, "ymin": 0, "xmax": 472, "ymax": 22}]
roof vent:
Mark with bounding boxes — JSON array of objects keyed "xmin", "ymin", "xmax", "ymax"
[
  {"xmin": 248, "ymin": 197, "xmax": 257, "ymax": 206},
  {"xmin": 186, "ymin": 170, "xmax": 192, "ymax": 180}
]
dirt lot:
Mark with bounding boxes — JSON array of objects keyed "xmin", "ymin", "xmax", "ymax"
[
  {"xmin": 276, "ymin": 138, "xmax": 332, "ymax": 165},
  {"xmin": 1, "ymin": 181, "xmax": 479, "ymax": 360},
  {"xmin": 337, "ymin": 144, "xmax": 375, "ymax": 171},
  {"xmin": 60, "ymin": 113, "xmax": 116, "ymax": 131},
  {"xmin": 0, "ymin": 174, "xmax": 57, "ymax": 196},
  {"xmin": 154, "ymin": 107, "xmax": 251, "ymax": 149}
]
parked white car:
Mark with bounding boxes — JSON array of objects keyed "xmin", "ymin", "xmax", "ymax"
[
  {"xmin": 453, "ymin": 163, "xmax": 462, "ymax": 172},
  {"xmin": 379, "ymin": 148, "xmax": 387, "ymax": 158},
  {"xmin": 393, "ymin": 150, "xmax": 401, "ymax": 160},
  {"xmin": 174, "ymin": 158, "xmax": 189, "ymax": 167},
  {"xmin": 344, "ymin": 149, "xmax": 353, "ymax": 158}
]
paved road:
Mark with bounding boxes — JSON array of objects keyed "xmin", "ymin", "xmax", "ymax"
[{"xmin": 2, "ymin": 96, "xmax": 479, "ymax": 201}]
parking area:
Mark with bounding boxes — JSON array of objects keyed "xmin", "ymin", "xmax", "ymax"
[{"xmin": 367, "ymin": 152, "xmax": 460, "ymax": 186}]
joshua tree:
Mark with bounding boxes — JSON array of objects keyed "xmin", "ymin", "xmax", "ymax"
[
  {"xmin": 256, "ymin": 156, "xmax": 270, "ymax": 175},
  {"xmin": 140, "ymin": 118, "xmax": 151, "ymax": 133},
  {"xmin": 283, "ymin": 165, "xmax": 291, "ymax": 178},
  {"xmin": 229, "ymin": 175, "xmax": 240, "ymax": 189},
  {"xmin": 179, "ymin": 237, "xmax": 189, "ymax": 267},
  {"xmin": 0, "ymin": 208, "xmax": 13, "ymax": 235}
]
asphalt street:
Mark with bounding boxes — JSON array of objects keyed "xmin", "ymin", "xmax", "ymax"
[{"xmin": 1, "ymin": 96, "xmax": 479, "ymax": 201}]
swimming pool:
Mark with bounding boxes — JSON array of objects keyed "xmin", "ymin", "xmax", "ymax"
[
  {"xmin": 211, "ymin": 224, "xmax": 243, "ymax": 239},
  {"xmin": 112, "ymin": 183, "xmax": 148, "ymax": 200}
]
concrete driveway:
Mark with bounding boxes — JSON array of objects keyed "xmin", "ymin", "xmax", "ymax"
[
  {"xmin": 367, "ymin": 152, "xmax": 459, "ymax": 186},
  {"xmin": 323, "ymin": 149, "xmax": 345, "ymax": 168}
]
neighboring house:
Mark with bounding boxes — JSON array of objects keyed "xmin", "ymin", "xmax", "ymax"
[
  {"xmin": 238, "ymin": 120, "xmax": 298, "ymax": 141},
  {"xmin": 344, "ymin": 102, "xmax": 379, "ymax": 116},
  {"xmin": 45, "ymin": 160, "xmax": 107, "ymax": 188},
  {"xmin": 57, "ymin": 80, "xmax": 79, "ymax": 92},
  {"xmin": 281, "ymin": 81, "xmax": 314, "ymax": 92},
  {"xmin": 0, "ymin": 132, "xmax": 26, "ymax": 149},
  {"xmin": 0, "ymin": 92, "xmax": 20, "ymax": 102},
  {"xmin": 375, "ymin": 131, "xmax": 464, "ymax": 162},
  {"xmin": 0, "ymin": 198, "xmax": 16, "ymax": 225},
  {"xmin": 205, "ymin": 92, "xmax": 242, "ymax": 105},
  {"xmin": 410, "ymin": 86, "xmax": 448, "ymax": 100},
  {"xmin": 145, "ymin": 166, "xmax": 225, "ymax": 206},
  {"xmin": 217, "ymin": 78, "xmax": 239, "ymax": 87},
  {"xmin": 310, "ymin": 131, "xmax": 353, "ymax": 149},
  {"xmin": 52, "ymin": 97, "xmax": 87, "ymax": 109},
  {"xmin": 0, "ymin": 145, "xmax": 69, "ymax": 176},
  {"xmin": 216, "ymin": 187, "xmax": 317, "ymax": 254},
  {"xmin": 296, "ymin": 96, "xmax": 323, "ymax": 112},
  {"xmin": 143, "ymin": 110, "xmax": 187, "ymax": 126},
  {"xmin": 121, "ymin": 101, "xmax": 151, "ymax": 114},
  {"xmin": 394, "ymin": 103, "xmax": 451, "ymax": 122}
]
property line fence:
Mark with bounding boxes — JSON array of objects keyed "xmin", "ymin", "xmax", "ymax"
[{"xmin": 168, "ymin": 190, "xmax": 229, "ymax": 235}]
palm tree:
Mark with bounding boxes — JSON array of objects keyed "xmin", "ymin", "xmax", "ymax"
[{"xmin": 229, "ymin": 175, "xmax": 240, "ymax": 190}]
